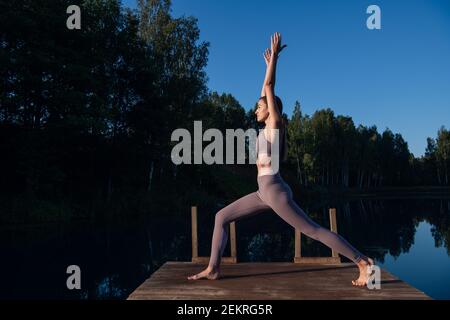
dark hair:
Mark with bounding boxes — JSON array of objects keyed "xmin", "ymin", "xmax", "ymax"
[
  {"xmin": 259, "ymin": 95, "xmax": 283, "ymax": 113},
  {"xmin": 258, "ymin": 95, "xmax": 288, "ymax": 162}
]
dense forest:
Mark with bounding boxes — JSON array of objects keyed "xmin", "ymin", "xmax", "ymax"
[{"xmin": 1, "ymin": 0, "xmax": 449, "ymax": 224}]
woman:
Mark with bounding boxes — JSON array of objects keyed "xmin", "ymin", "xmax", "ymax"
[{"xmin": 188, "ymin": 32, "xmax": 374, "ymax": 286}]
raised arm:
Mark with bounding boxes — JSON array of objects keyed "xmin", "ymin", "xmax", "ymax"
[
  {"xmin": 263, "ymin": 32, "xmax": 285, "ymax": 124},
  {"xmin": 260, "ymin": 49, "xmax": 274, "ymax": 97},
  {"xmin": 260, "ymin": 37, "xmax": 286, "ymax": 97}
]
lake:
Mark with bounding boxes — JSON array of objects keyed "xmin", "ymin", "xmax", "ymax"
[{"xmin": 1, "ymin": 197, "xmax": 450, "ymax": 299}]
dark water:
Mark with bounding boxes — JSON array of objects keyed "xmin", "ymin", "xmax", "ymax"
[{"xmin": 1, "ymin": 198, "xmax": 450, "ymax": 300}]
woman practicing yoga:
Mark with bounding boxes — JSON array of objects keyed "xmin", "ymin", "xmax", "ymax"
[{"xmin": 188, "ymin": 32, "xmax": 374, "ymax": 286}]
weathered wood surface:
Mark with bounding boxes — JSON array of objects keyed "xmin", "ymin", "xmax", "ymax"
[{"xmin": 128, "ymin": 262, "xmax": 431, "ymax": 300}]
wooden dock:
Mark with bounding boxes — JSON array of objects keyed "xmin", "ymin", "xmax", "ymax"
[
  {"xmin": 127, "ymin": 262, "xmax": 431, "ymax": 300},
  {"xmin": 128, "ymin": 207, "xmax": 431, "ymax": 300}
]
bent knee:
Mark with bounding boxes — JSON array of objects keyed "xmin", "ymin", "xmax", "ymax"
[{"xmin": 214, "ymin": 209, "xmax": 230, "ymax": 226}]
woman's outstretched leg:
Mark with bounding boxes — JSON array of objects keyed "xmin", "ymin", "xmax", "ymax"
[
  {"xmin": 261, "ymin": 179, "xmax": 374, "ymax": 286},
  {"xmin": 188, "ymin": 191, "xmax": 270, "ymax": 280}
]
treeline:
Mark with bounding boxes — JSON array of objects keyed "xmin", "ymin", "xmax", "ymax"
[
  {"xmin": 0, "ymin": 0, "xmax": 448, "ymax": 224},
  {"xmin": 286, "ymin": 102, "xmax": 450, "ymax": 188},
  {"xmin": 0, "ymin": 0, "xmax": 214, "ymax": 223}
]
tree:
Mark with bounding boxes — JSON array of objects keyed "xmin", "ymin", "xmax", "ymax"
[{"xmin": 436, "ymin": 126, "xmax": 450, "ymax": 185}]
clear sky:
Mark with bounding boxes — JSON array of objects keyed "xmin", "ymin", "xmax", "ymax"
[{"xmin": 123, "ymin": 0, "xmax": 450, "ymax": 157}]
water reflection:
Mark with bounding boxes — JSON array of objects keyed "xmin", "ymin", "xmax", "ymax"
[
  {"xmin": 0, "ymin": 199, "xmax": 449, "ymax": 299},
  {"xmin": 379, "ymin": 221, "xmax": 450, "ymax": 299},
  {"xmin": 231, "ymin": 198, "xmax": 450, "ymax": 299}
]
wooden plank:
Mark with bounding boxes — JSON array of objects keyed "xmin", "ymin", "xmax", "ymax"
[
  {"xmin": 191, "ymin": 206, "xmax": 198, "ymax": 260},
  {"xmin": 230, "ymin": 222, "xmax": 237, "ymax": 260},
  {"xmin": 128, "ymin": 262, "xmax": 431, "ymax": 300},
  {"xmin": 329, "ymin": 208, "xmax": 339, "ymax": 259},
  {"xmin": 192, "ymin": 257, "xmax": 237, "ymax": 264},
  {"xmin": 294, "ymin": 229, "xmax": 301, "ymax": 259},
  {"xmin": 294, "ymin": 257, "xmax": 342, "ymax": 264}
]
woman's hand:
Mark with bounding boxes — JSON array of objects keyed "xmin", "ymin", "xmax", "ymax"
[
  {"xmin": 263, "ymin": 47, "xmax": 287, "ymax": 66},
  {"xmin": 264, "ymin": 48, "xmax": 271, "ymax": 66},
  {"xmin": 261, "ymin": 32, "xmax": 286, "ymax": 99},
  {"xmin": 270, "ymin": 32, "xmax": 287, "ymax": 58}
]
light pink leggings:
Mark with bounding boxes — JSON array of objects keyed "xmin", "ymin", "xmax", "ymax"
[{"xmin": 208, "ymin": 173, "xmax": 365, "ymax": 268}]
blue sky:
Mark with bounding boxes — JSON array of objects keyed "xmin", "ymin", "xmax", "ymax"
[{"xmin": 124, "ymin": 0, "xmax": 450, "ymax": 157}]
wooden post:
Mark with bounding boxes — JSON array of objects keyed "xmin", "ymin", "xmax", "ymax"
[
  {"xmin": 230, "ymin": 222, "xmax": 237, "ymax": 260},
  {"xmin": 191, "ymin": 206, "xmax": 237, "ymax": 264},
  {"xmin": 191, "ymin": 206, "xmax": 198, "ymax": 260},
  {"xmin": 329, "ymin": 208, "xmax": 338, "ymax": 258},
  {"xmin": 294, "ymin": 208, "xmax": 341, "ymax": 264},
  {"xmin": 294, "ymin": 229, "xmax": 301, "ymax": 260}
]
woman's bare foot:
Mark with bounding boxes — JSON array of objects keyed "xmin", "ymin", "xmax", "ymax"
[
  {"xmin": 187, "ymin": 266, "xmax": 221, "ymax": 280},
  {"xmin": 352, "ymin": 257, "xmax": 375, "ymax": 287}
]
